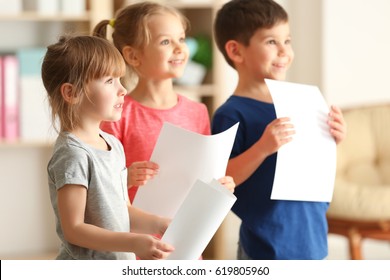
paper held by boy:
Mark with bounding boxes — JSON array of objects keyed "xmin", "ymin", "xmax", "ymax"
[
  {"xmin": 133, "ymin": 122, "xmax": 238, "ymax": 260},
  {"xmin": 265, "ymin": 79, "xmax": 337, "ymax": 203}
]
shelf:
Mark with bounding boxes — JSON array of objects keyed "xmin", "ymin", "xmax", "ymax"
[
  {"xmin": 0, "ymin": 12, "xmax": 90, "ymax": 22},
  {"xmin": 0, "ymin": 140, "xmax": 54, "ymax": 149}
]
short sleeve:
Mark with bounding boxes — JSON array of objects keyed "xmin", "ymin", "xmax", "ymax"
[{"xmin": 48, "ymin": 145, "xmax": 90, "ymax": 191}]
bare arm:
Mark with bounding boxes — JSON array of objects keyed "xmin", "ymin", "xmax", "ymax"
[
  {"xmin": 57, "ymin": 184, "xmax": 173, "ymax": 259},
  {"xmin": 128, "ymin": 204, "xmax": 170, "ymax": 237},
  {"xmin": 227, "ymin": 117, "xmax": 294, "ymax": 185}
]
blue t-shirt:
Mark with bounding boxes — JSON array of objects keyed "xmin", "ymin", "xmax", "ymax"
[{"xmin": 212, "ymin": 95, "xmax": 329, "ymax": 260}]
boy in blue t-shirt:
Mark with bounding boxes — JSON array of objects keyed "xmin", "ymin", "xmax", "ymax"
[{"xmin": 212, "ymin": 0, "xmax": 346, "ymax": 259}]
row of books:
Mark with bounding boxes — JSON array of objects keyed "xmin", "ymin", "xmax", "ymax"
[
  {"xmin": 0, "ymin": 0, "xmax": 86, "ymax": 16},
  {"xmin": 0, "ymin": 49, "xmax": 55, "ymax": 142}
]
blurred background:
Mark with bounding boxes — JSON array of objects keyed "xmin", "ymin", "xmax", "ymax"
[{"xmin": 1, "ymin": 0, "xmax": 389, "ymax": 260}]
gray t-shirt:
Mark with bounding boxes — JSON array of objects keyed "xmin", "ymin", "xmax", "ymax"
[{"xmin": 48, "ymin": 131, "xmax": 135, "ymax": 260}]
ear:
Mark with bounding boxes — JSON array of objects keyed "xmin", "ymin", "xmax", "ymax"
[
  {"xmin": 122, "ymin": 46, "xmax": 141, "ymax": 67},
  {"xmin": 60, "ymin": 83, "xmax": 79, "ymax": 104},
  {"xmin": 225, "ymin": 40, "xmax": 243, "ymax": 64}
]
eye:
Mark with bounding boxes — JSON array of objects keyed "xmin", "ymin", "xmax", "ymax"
[
  {"xmin": 105, "ymin": 77, "xmax": 113, "ymax": 84},
  {"xmin": 161, "ymin": 39, "xmax": 170, "ymax": 45},
  {"xmin": 285, "ymin": 39, "xmax": 292, "ymax": 45},
  {"xmin": 179, "ymin": 37, "xmax": 186, "ymax": 43},
  {"xmin": 267, "ymin": 39, "xmax": 277, "ymax": 45}
]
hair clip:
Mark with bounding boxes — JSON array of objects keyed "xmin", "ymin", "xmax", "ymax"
[{"xmin": 109, "ymin": 18, "xmax": 115, "ymax": 28}]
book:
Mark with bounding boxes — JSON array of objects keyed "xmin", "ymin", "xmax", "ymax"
[
  {"xmin": 60, "ymin": 0, "xmax": 86, "ymax": 15},
  {"xmin": 0, "ymin": 0, "xmax": 22, "ymax": 15},
  {"xmin": 1, "ymin": 55, "xmax": 19, "ymax": 141},
  {"xmin": 17, "ymin": 48, "xmax": 55, "ymax": 142},
  {"xmin": 0, "ymin": 56, "xmax": 3, "ymax": 138}
]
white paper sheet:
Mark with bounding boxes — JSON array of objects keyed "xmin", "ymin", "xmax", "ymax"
[
  {"xmin": 265, "ymin": 79, "xmax": 337, "ymax": 202},
  {"xmin": 162, "ymin": 179, "xmax": 237, "ymax": 260},
  {"xmin": 132, "ymin": 122, "xmax": 239, "ymax": 218}
]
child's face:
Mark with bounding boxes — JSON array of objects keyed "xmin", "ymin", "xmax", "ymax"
[
  {"xmin": 137, "ymin": 13, "xmax": 189, "ymax": 80},
  {"xmin": 81, "ymin": 76, "xmax": 126, "ymax": 123},
  {"xmin": 241, "ymin": 21, "xmax": 294, "ymax": 82}
]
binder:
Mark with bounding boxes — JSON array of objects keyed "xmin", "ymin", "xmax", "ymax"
[
  {"xmin": 1, "ymin": 55, "xmax": 19, "ymax": 141},
  {"xmin": 17, "ymin": 48, "xmax": 55, "ymax": 141},
  {"xmin": 0, "ymin": 56, "xmax": 3, "ymax": 138}
]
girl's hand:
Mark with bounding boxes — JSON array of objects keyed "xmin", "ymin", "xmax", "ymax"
[
  {"xmin": 328, "ymin": 105, "xmax": 347, "ymax": 144},
  {"xmin": 132, "ymin": 234, "xmax": 174, "ymax": 260},
  {"xmin": 218, "ymin": 176, "xmax": 235, "ymax": 192},
  {"xmin": 128, "ymin": 161, "xmax": 159, "ymax": 187}
]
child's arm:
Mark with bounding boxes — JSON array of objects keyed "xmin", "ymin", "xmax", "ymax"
[
  {"xmin": 58, "ymin": 184, "xmax": 174, "ymax": 260},
  {"xmin": 127, "ymin": 161, "xmax": 159, "ymax": 188},
  {"xmin": 227, "ymin": 117, "xmax": 294, "ymax": 185},
  {"xmin": 328, "ymin": 105, "xmax": 346, "ymax": 144},
  {"xmin": 128, "ymin": 204, "xmax": 170, "ymax": 237}
]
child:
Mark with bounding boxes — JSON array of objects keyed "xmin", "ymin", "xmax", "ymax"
[
  {"xmin": 93, "ymin": 1, "xmax": 235, "ymax": 204},
  {"xmin": 212, "ymin": 0, "xmax": 346, "ymax": 259},
  {"xmin": 42, "ymin": 35, "xmax": 174, "ymax": 260}
]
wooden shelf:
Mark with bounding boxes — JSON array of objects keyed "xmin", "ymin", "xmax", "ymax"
[{"xmin": 0, "ymin": 140, "xmax": 54, "ymax": 148}]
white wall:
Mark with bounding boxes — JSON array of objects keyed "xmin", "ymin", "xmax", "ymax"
[
  {"xmin": 0, "ymin": 146, "xmax": 60, "ymax": 258},
  {"xmin": 286, "ymin": 0, "xmax": 390, "ymax": 108},
  {"xmin": 322, "ymin": 0, "xmax": 390, "ymax": 108}
]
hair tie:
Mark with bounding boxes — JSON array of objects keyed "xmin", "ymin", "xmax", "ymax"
[{"xmin": 109, "ymin": 18, "xmax": 115, "ymax": 28}]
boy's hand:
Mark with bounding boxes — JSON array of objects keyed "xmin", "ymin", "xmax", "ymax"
[
  {"xmin": 133, "ymin": 234, "xmax": 174, "ymax": 260},
  {"xmin": 218, "ymin": 176, "xmax": 235, "ymax": 192},
  {"xmin": 328, "ymin": 105, "xmax": 346, "ymax": 144},
  {"xmin": 127, "ymin": 161, "xmax": 159, "ymax": 187},
  {"xmin": 259, "ymin": 117, "xmax": 295, "ymax": 156}
]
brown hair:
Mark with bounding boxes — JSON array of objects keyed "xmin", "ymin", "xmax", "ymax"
[
  {"xmin": 41, "ymin": 35, "xmax": 126, "ymax": 133},
  {"xmin": 214, "ymin": 0, "xmax": 288, "ymax": 68},
  {"xmin": 93, "ymin": 1, "xmax": 189, "ymax": 86}
]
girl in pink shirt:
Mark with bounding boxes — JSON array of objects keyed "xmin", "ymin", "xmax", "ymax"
[{"xmin": 93, "ymin": 1, "xmax": 235, "ymax": 204}]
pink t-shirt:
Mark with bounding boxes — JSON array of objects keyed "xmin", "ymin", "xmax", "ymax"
[{"xmin": 101, "ymin": 94, "xmax": 210, "ymax": 203}]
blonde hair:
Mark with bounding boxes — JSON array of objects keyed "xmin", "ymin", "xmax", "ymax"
[
  {"xmin": 93, "ymin": 1, "xmax": 189, "ymax": 87},
  {"xmin": 41, "ymin": 35, "xmax": 126, "ymax": 133}
]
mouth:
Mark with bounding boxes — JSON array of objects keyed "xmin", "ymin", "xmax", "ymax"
[
  {"xmin": 114, "ymin": 103, "xmax": 123, "ymax": 109},
  {"xmin": 273, "ymin": 63, "xmax": 287, "ymax": 68},
  {"xmin": 169, "ymin": 59, "xmax": 185, "ymax": 65}
]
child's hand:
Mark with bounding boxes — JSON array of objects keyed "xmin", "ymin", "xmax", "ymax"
[
  {"xmin": 218, "ymin": 176, "xmax": 235, "ymax": 192},
  {"xmin": 133, "ymin": 234, "xmax": 174, "ymax": 260},
  {"xmin": 328, "ymin": 105, "xmax": 346, "ymax": 144},
  {"xmin": 259, "ymin": 117, "xmax": 295, "ymax": 156},
  {"xmin": 127, "ymin": 161, "xmax": 159, "ymax": 187}
]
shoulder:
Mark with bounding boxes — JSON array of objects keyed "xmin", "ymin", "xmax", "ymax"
[
  {"xmin": 178, "ymin": 95, "xmax": 207, "ymax": 108},
  {"xmin": 48, "ymin": 134, "xmax": 90, "ymax": 179},
  {"xmin": 214, "ymin": 96, "xmax": 242, "ymax": 117},
  {"xmin": 50, "ymin": 133, "xmax": 90, "ymax": 166},
  {"xmin": 177, "ymin": 95, "xmax": 209, "ymax": 116}
]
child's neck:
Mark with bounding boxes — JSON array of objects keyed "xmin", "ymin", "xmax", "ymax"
[
  {"xmin": 234, "ymin": 80, "xmax": 273, "ymax": 103},
  {"xmin": 71, "ymin": 123, "xmax": 109, "ymax": 151},
  {"xmin": 130, "ymin": 79, "xmax": 178, "ymax": 109}
]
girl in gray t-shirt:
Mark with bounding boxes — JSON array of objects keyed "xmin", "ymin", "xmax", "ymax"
[{"xmin": 42, "ymin": 35, "xmax": 174, "ymax": 260}]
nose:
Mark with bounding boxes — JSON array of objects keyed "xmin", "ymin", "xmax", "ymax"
[
  {"xmin": 118, "ymin": 82, "xmax": 127, "ymax": 96},
  {"xmin": 278, "ymin": 44, "xmax": 287, "ymax": 56},
  {"xmin": 173, "ymin": 40, "xmax": 185, "ymax": 54}
]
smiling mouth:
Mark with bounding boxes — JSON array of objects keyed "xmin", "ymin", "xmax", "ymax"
[
  {"xmin": 169, "ymin": 59, "xmax": 185, "ymax": 65},
  {"xmin": 114, "ymin": 104, "xmax": 123, "ymax": 109}
]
